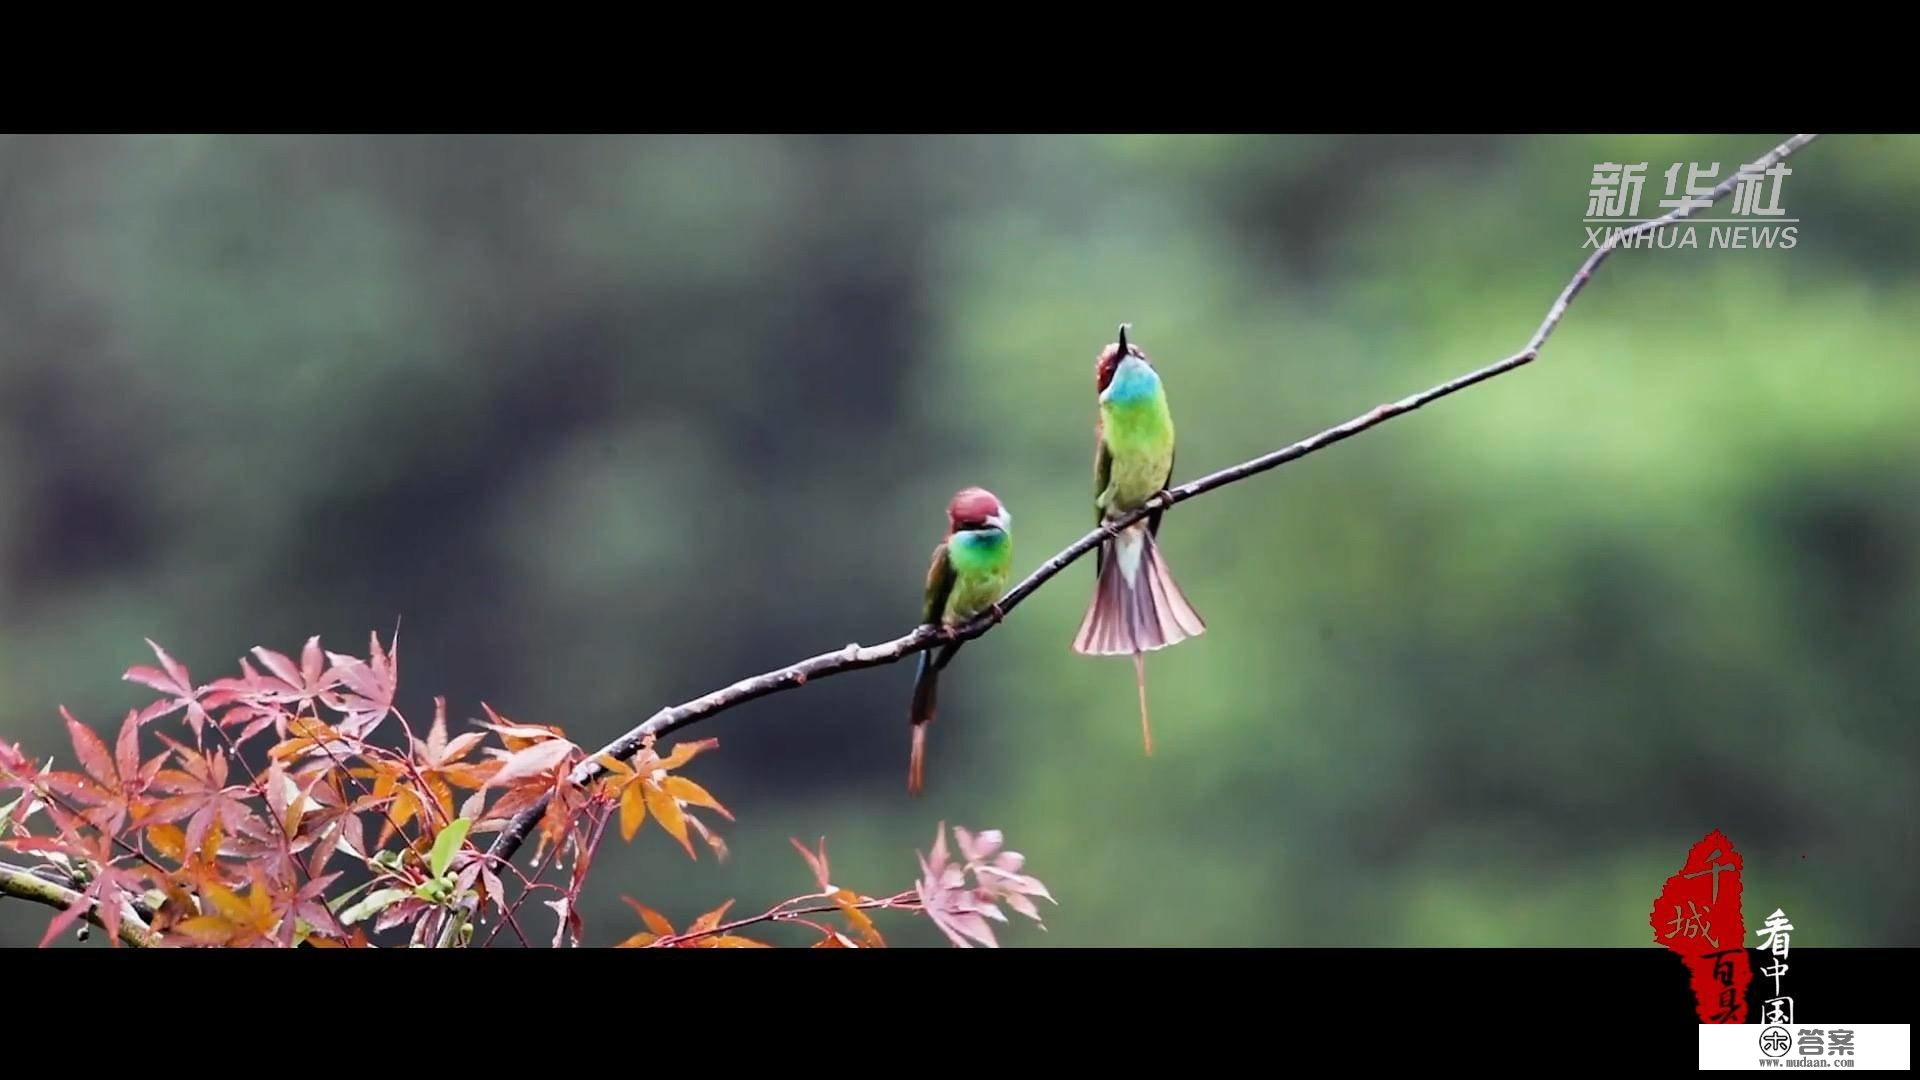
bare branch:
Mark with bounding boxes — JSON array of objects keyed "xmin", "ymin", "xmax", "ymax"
[
  {"xmin": 478, "ymin": 132, "xmax": 1822, "ymax": 877},
  {"xmin": 0, "ymin": 861, "xmax": 155, "ymax": 948}
]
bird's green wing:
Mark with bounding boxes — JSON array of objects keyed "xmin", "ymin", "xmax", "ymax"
[
  {"xmin": 1093, "ymin": 435, "xmax": 1114, "ymax": 576},
  {"xmin": 1093, "ymin": 436, "xmax": 1112, "ymax": 524},
  {"xmin": 922, "ymin": 540, "xmax": 956, "ymax": 625},
  {"xmin": 1150, "ymin": 445, "xmax": 1174, "ymax": 538}
]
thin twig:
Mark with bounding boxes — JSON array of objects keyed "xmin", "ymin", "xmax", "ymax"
[
  {"xmin": 478, "ymin": 814, "xmax": 570, "ymax": 948},
  {"xmin": 479, "ymin": 132, "xmax": 1822, "ymax": 880},
  {"xmin": 650, "ymin": 888, "xmax": 919, "ymax": 948}
]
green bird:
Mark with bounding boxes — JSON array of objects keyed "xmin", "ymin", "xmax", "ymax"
[
  {"xmin": 1071, "ymin": 325, "xmax": 1206, "ymax": 754},
  {"xmin": 907, "ymin": 486, "xmax": 1013, "ymax": 795}
]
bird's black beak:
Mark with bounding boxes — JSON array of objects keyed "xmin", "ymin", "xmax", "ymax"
[{"xmin": 1116, "ymin": 324, "xmax": 1130, "ymax": 355}]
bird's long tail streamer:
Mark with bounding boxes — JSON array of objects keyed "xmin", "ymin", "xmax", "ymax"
[
  {"xmin": 908, "ymin": 724, "xmax": 927, "ymax": 796},
  {"xmin": 907, "ymin": 649, "xmax": 939, "ymax": 795},
  {"xmin": 1133, "ymin": 651, "xmax": 1153, "ymax": 756}
]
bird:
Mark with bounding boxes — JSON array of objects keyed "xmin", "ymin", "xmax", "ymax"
[
  {"xmin": 1071, "ymin": 325, "xmax": 1206, "ymax": 755},
  {"xmin": 907, "ymin": 487, "xmax": 1014, "ymax": 795}
]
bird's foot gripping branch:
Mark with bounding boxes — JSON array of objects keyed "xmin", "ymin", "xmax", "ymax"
[{"xmin": 0, "ymin": 634, "xmax": 1051, "ymax": 948}]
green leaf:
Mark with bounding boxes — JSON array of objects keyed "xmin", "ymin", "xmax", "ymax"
[
  {"xmin": 325, "ymin": 876, "xmax": 382, "ymax": 913},
  {"xmin": 429, "ymin": 817, "xmax": 471, "ymax": 879},
  {"xmin": 340, "ymin": 888, "xmax": 412, "ymax": 926}
]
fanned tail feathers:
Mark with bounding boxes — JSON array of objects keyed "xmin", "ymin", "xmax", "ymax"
[
  {"xmin": 1073, "ymin": 523, "xmax": 1203, "ymax": 755},
  {"xmin": 1072, "ymin": 524, "xmax": 1205, "ymax": 656}
]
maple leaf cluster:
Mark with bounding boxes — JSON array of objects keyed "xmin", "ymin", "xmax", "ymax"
[
  {"xmin": 915, "ymin": 824, "xmax": 1055, "ymax": 948},
  {"xmin": 0, "ymin": 635, "xmax": 731, "ymax": 948},
  {"xmin": 617, "ymin": 824, "xmax": 1054, "ymax": 949},
  {"xmin": 0, "ymin": 634, "xmax": 1054, "ymax": 949}
]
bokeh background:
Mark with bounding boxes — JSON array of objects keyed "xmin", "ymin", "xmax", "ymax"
[{"xmin": 1, "ymin": 133, "xmax": 1914, "ymax": 947}]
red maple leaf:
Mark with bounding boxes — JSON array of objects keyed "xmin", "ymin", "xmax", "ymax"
[
  {"xmin": 294, "ymin": 772, "xmax": 386, "ymax": 874},
  {"xmin": 122, "ymin": 639, "xmax": 213, "ymax": 739},
  {"xmin": 274, "ymin": 870, "xmax": 345, "ymax": 943},
  {"xmin": 409, "ymin": 697, "xmax": 499, "ymax": 819},
  {"xmin": 248, "ymin": 637, "xmax": 343, "ymax": 713},
  {"xmin": 200, "ymin": 657, "xmax": 294, "ymax": 749},
  {"xmin": 320, "ymin": 631, "xmax": 399, "ymax": 736},
  {"xmin": 0, "ymin": 740, "xmax": 45, "ymax": 828},
  {"xmin": 147, "ymin": 739, "xmax": 261, "ymax": 852},
  {"xmin": 41, "ymin": 708, "xmax": 163, "ymax": 836}
]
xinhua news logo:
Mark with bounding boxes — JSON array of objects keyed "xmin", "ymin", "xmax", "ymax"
[{"xmin": 1584, "ymin": 160, "xmax": 1799, "ymax": 251}]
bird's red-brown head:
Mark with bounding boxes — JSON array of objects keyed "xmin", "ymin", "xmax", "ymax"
[
  {"xmin": 947, "ymin": 486, "xmax": 1009, "ymax": 533},
  {"xmin": 1096, "ymin": 323, "xmax": 1151, "ymax": 393}
]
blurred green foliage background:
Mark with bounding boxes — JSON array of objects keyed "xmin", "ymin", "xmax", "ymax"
[{"xmin": 1, "ymin": 133, "xmax": 1914, "ymax": 947}]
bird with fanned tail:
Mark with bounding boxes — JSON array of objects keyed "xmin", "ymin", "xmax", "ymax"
[{"xmin": 1071, "ymin": 325, "xmax": 1206, "ymax": 754}]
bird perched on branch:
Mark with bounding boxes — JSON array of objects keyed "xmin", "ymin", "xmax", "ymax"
[
  {"xmin": 907, "ymin": 487, "xmax": 1013, "ymax": 795},
  {"xmin": 1071, "ymin": 325, "xmax": 1206, "ymax": 754}
]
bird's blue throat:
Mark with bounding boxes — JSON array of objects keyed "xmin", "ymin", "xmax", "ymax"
[{"xmin": 1103, "ymin": 357, "xmax": 1161, "ymax": 406}]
